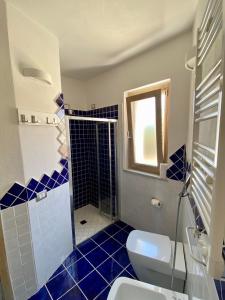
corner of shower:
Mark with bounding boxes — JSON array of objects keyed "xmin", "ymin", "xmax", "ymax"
[{"xmin": 66, "ymin": 116, "xmax": 119, "ymax": 245}]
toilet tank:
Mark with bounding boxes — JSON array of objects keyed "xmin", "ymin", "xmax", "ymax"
[{"xmin": 126, "ymin": 230, "xmax": 186, "ymax": 292}]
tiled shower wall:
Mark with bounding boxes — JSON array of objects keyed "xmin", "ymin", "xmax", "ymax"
[
  {"xmin": 68, "ymin": 105, "xmax": 118, "ymax": 212},
  {"xmin": 69, "ymin": 120, "xmax": 98, "ymax": 209},
  {"xmin": 98, "ymin": 123, "xmax": 116, "ymax": 215}
]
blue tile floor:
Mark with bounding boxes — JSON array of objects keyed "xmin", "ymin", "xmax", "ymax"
[{"xmin": 30, "ymin": 221, "xmax": 137, "ymax": 300}]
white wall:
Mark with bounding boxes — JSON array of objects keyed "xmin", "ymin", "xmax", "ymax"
[
  {"xmin": 61, "ymin": 76, "xmax": 87, "ymax": 110},
  {"xmin": 0, "ymin": 0, "xmax": 24, "ymax": 198},
  {"xmin": 18, "ymin": 126, "xmax": 61, "ymax": 183},
  {"xmin": 7, "ymin": 3, "xmax": 61, "ymax": 114},
  {"xmin": 0, "ymin": 2, "xmax": 25, "ymax": 298},
  {"xmin": 84, "ymin": 31, "xmax": 192, "ymax": 239},
  {"xmin": 6, "ymin": 2, "xmax": 62, "ymax": 183}
]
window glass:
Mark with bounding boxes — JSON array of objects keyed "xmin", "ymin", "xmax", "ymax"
[
  {"xmin": 131, "ymin": 97, "xmax": 158, "ymax": 166},
  {"xmin": 126, "ymin": 80, "xmax": 170, "ymax": 175}
]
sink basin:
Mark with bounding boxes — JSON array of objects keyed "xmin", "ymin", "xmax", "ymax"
[{"xmin": 107, "ymin": 277, "xmax": 188, "ymax": 300}]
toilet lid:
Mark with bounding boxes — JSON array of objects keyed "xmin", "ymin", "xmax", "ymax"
[{"xmin": 127, "ymin": 230, "xmax": 171, "ymax": 264}]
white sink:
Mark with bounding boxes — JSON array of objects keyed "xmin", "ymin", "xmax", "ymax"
[{"xmin": 107, "ymin": 277, "xmax": 188, "ymax": 300}]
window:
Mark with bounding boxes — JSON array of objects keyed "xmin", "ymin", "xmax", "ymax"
[{"xmin": 125, "ymin": 81, "xmax": 169, "ymax": 175}]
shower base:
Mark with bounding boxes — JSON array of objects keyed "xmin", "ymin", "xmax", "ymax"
[{"xmin": 74, "ymin": 204, "xmax": 113, "ymax": 244}]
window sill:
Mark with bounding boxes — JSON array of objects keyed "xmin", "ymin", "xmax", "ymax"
[{"xmin": 123, "ymin": 168, "xmax": 168, "ymax": 181}]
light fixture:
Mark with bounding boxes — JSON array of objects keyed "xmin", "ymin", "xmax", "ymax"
[{"xmin": 23, "ymin": 68, "xmax": 52, "ymax": 85}]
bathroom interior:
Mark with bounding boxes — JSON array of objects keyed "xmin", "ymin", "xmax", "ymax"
[{"xmin": 0, "ymin": 0, "xmax": 225, "ymax": 299}]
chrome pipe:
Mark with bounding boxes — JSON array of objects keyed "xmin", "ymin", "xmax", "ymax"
[{"xmin": 171, "ymin": 175, "xmax": 191, "ymax": 290}]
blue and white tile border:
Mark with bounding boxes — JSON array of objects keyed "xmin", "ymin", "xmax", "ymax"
[
  {"xmin": 166, "ymin": 145, "xmax": 188, "ymax": 182},
  {"xmin": 0, "ymin": 94, "xmax": 69, "ymax": 210}
]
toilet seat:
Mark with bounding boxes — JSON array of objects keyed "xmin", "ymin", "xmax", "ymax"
[{"xmin": 126, "ymin": 230, "xmax": 185, "ymax": 279}]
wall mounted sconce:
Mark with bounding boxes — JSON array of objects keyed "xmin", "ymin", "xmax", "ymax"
[
  {"xmin": 185, "ymin": 46, "xmax": 196, "ymax": 71},
  {"xmin": 22, "ymin": 68, "xmax": 52, "ymax": 85}
]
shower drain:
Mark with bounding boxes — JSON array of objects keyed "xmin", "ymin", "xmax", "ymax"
[{"xmin": 80, "ymin": 220, "xmax": 87, "ymax": 225}]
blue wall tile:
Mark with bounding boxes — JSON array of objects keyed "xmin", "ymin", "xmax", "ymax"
[
  {"xmin": 166, "ymin": 145, "xmax": 187, "ymax": 182},
  {"xmin": 69, "ymin": 105, "xmax": 118, "ymax": 211}
]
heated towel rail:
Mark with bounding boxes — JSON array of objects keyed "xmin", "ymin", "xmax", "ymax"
[{"xmin": 190, "ymin": 0, "xmax": 225, "ymax": 278}]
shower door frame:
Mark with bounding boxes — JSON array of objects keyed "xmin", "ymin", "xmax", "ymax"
[{"xmin": 65, "ymin": 116, "xmax": 118, "ymax": 244}]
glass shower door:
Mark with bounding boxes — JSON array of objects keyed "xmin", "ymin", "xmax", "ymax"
[{"xmin": 96, "ymin": 122, "xmax": 117, "ymax": 219}]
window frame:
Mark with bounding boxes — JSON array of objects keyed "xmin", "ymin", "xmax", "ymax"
[{"xmin": 126, "ymin": 88, "xmax": 168, "ymax": 175}]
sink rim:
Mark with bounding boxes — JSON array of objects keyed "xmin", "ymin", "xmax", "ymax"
[{"xmin": 107, "ymin": 277, "xmax": 188, "ymax": 300}]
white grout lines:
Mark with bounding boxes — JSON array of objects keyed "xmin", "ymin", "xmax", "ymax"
[{"xmin": 44, "ymin": 223, "xmax": 134, "ymax": 300}]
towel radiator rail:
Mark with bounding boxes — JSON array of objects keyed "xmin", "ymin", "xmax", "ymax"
[{"xmin": 190, "ymin": 0, "xmax": 225, "ymax": 278}]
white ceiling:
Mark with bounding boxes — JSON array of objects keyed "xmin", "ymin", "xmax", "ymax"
[{"xmin": 7, "ymin": 0, "xmax": 198, "ymax": 80}]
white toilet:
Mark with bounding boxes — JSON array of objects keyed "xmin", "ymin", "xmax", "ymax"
[{"xmin": 126, "ymin": 230, "xmax": 186, "ymax": 293}]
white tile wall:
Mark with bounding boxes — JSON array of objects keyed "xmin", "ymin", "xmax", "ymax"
[
  {"xmin": 0, "ymin": 182, "xmax": 73, "ymax": 299},
  {"xmin": 0, "ymin": 203, "xmax": 37, "ymax": 300},
  {"xmin": 121, "ymin": 172, "xmax": 183, "ymax": 239},
  {"xmin": 180, "ymin": 199, "xmax": 219, "ymax": 300},
  {"xmin": 28, "ymin": 182, "xmax": 73, "ymax": 289}
]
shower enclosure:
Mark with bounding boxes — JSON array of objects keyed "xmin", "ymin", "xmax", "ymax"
[{"xmin": 66, "ymin": 116, "xmax": 118, "ymax": 244}]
